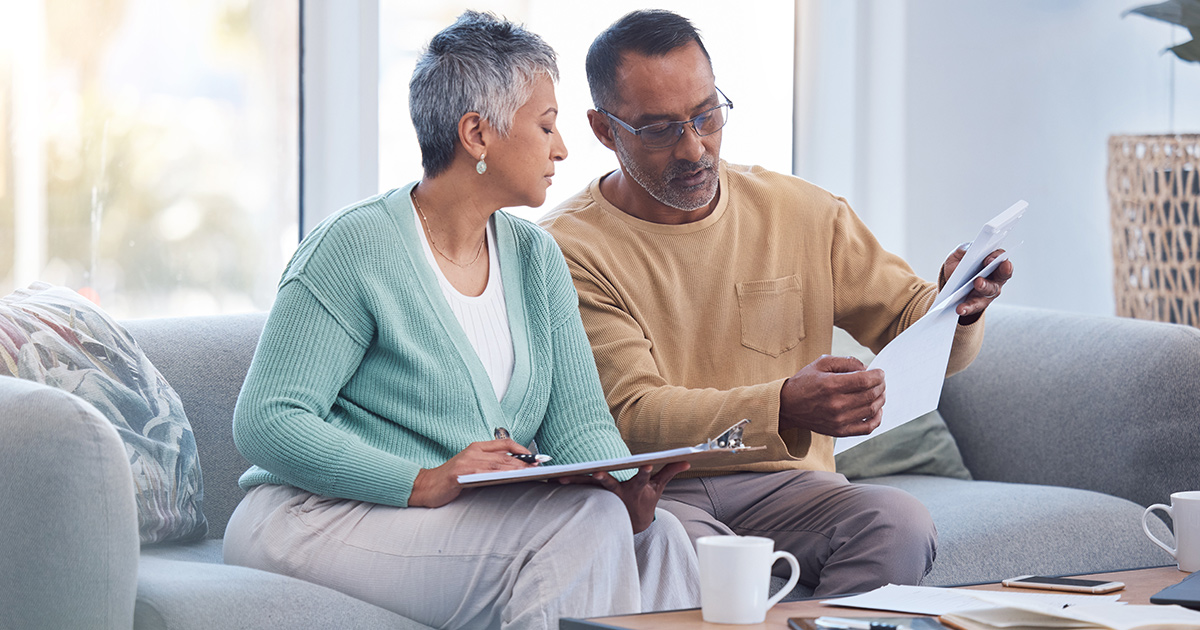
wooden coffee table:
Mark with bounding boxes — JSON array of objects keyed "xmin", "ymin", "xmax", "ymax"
[{"xmin": 560, "ymin": 566, "xmax": 1185, "ymax": 629}]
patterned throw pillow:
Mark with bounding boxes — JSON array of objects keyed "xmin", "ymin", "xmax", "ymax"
[{"xmin": 0, "ymin": 283, "xmax": 207, "ymax": 544}]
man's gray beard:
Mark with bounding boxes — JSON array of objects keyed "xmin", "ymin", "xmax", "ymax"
[{"xmin": 614, "ymin": 135, "xmax": 718, "ymax": 212}]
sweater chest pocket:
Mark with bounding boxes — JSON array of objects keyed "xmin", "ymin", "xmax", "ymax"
[{"xmin": 735, "ymin": 276, "xmax": 805, "ymax": 357}]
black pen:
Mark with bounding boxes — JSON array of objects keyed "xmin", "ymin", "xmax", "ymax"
[
  {"xmin": 509, "ymin": 452, "xmax": 552, "ymax": 464},
  {"xmin": 493, "ymin": 428, "xmax": 552, "ymax": 465}
]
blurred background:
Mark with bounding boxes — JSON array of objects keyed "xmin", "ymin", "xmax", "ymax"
[{"xmin": 1, "ymin": 0, "xmax": 1197, "ymax": 319}]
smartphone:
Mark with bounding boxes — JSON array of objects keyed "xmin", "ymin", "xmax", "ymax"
[{"xmin": 1001, "ymin": 574, "xmax": 1125, "ymax": 594}]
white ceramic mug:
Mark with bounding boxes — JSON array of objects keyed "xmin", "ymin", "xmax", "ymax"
[
  {"xmin": 697, "ymin": 535, "xmax": 800, "ymax": 624},
  {"xmin": 1143, "ymin": 490, "xmax": 1200, "ymax": 572}
]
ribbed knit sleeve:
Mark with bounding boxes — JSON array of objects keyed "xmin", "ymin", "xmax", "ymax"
[
  {"xmin": 506, "ymin": 220, "xmax": 634, "ymax": 478},
  {"xmin": 233, "ymin": 279, "xmax": 421, "ymax": 506}
]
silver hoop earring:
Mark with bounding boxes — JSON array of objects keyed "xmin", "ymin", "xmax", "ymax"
[{"xmin": 476, "ymin": 153, "xmax": 487, "ymax": 175}]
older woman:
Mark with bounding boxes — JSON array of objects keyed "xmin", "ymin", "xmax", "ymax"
[{"xmin": 222, "ymin": 11, "xmax": 700, "ymax": 630}]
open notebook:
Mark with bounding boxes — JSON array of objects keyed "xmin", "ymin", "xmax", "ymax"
[{"xmin": 458, "ymin": 419, "xmax": 765, "ymax": 488}]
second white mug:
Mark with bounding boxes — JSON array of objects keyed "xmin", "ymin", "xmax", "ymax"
[
  {"xmin": 1143, "ymin": 490, "xmax": 1200, "ymax": 572},
  {"xmin": 697, "ymin": 535, "xmax": 800, "ymax": 624}
]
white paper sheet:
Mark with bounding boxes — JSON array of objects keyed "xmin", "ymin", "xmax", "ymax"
[
  {"xmin": 822, "ymin": 584, "xmax": 1120, "ymax": 616},
  {"xmin": 946, "ymin": 599, "xmax": 1200, "ymax": 630},
  {"xmin": 937, "ymin": 200, "xmax": 1028, "ymax": 305},
  {"xmin": 833, "ymin": 201, "xmax": 1025, "ymax": 455}
]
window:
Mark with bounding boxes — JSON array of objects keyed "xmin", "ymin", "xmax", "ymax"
[
  {"xmin": 0, "ymin": 0, "xmax": 299, "ymax": 318},
  {"xmin": 1, "ymin": 2, "xmax": 793, "ymax": 317}
]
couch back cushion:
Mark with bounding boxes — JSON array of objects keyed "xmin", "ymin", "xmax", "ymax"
[
  {"xmin": 939, "ymin": 304, "xmax": 1200, "ymax": 508},
  {"xmin": 124, "ymin": 312, "xmax": 266, "ymax": 539},
  {"xmin": 0, "ymin": 283, "xmax": 208, "ymax": 544}
]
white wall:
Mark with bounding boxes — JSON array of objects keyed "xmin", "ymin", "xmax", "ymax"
[{"xmin": 796, "ymin": 0, "xmax": 1200, "ymax": 316}]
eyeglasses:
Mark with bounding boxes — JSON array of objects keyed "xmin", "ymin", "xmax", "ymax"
[{"xmin": 598, "ymin": 87, "xmax": 733, "ymax": 149}]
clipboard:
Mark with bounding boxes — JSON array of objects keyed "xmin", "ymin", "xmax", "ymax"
[
  {"xmin": 936, "ymin": 199, "xmax": 1027, "ymax": 305},
  {"xmin": 457, "ymin": 419, "xmax": 766, "ymax": 488}
]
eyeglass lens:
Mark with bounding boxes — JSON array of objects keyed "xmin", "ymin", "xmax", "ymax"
[{"xmin": 641, "ymin": 104, "xmax": 729, "ymax": 148}]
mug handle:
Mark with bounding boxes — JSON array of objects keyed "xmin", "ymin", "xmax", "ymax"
[
  {"xmin": 1143, "ymin": 503, "xmax": 1177, "ymax": 557},
  {"xmin": 765, "ymin": 550, "xmax": 801, "ymax": 610}
]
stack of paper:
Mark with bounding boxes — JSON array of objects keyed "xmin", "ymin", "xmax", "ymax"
[
  {"xmin": 823, "ymin": 584, "xmax": 1200, "ymax": 630},
  {"xmin": 834, "ymin": 200, "xmax": 1027, "ymax": 455},
  {"xmin": 824, "ymin": 584, "xmax": 1119, "ymax": 616},
  {"xmin": 942, "ymin": 597, "xmax": 1200, "ymax": 630}
]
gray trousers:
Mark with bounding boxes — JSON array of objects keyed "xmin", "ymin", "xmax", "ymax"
[
  {"xmin": 224, "ymin": 483, "xmax": 699, "ymax": 630},
  {"xmin": 658, "ymin": 470, "xmax": 936, "ymax": 596}
]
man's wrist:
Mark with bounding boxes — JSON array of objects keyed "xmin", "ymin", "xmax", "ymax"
[{"xmin": 778, "ymin": 377, "xmax": 799, "ymax": 432}]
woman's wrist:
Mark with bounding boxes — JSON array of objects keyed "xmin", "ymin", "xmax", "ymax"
[{"xmin": 409, "ymin": 468, "xmax": 433, "ymax": 507}]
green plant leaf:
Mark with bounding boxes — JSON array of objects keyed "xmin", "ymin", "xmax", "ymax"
[
  {"xmin": 1169, "ymin": 37, "xmax": 1200, "ymax": 61},
  {"xmin": 1126, "ymin": 0, "xmax": 1200, "ymax": 27}
]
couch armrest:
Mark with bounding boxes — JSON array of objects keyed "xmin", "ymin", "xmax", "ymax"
[
  {"xmin": 939, "ymin": 305, "xmax": 1200, "ymax": 508},
  {"xmin": 0, "ymin": 376, "xmax": 139, "ymax": 629}
]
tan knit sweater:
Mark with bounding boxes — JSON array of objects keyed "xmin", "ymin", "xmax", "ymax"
[{"xmin": 540, "ymin": 162, "xmax": 983, "ymax": 475}]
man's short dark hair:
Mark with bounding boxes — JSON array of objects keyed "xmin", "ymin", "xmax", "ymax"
[{"xmin": 585, "ymin": 9, "xmax": 712, "ymax": 111}]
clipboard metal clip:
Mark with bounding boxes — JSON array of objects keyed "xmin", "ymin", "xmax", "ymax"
[{"xmin": 705, "ymin": 419, "xmax": 752, "ymax": 450}]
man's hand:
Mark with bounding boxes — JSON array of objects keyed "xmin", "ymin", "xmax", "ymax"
[
  {"xmin": 779, "ymin": 355, "xmax": 885, "ymax": 437},
  {"xmin": 409, "ymin": 438, "xmax": 534, "ymax": 508},
  {"xmin": 558, "ymin": 462, "xmax": 690, "ymax": 533},
  {"xmin": 941, "ymin": 246, "xmax": 1014, "ymax": 324}
]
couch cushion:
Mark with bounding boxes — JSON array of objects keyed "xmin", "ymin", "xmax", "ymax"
[
  {"xmin": 830, "ymin": 328, "xmax": 972, "ymax": 481},
  {"xmin": 938, "ymin": 305, "xmax": 1200, "ymax": 510},
  {"xmin": 135, "ymin": 557, "xmax": 434, "ymax": 630},
  {"xmin": 0, "ymin": 283, "xmax": 206, "ymax": 544},
  {"xmin": 860, "ymin": 475, "xmax": 1175, "ymax": 586},
  {"xmin": 140, "ymin": 539, "xmax": 225, "ymax": 565}
]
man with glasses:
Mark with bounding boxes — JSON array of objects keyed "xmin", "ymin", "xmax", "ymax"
[{"xmin": 541, "ymin": 9, "xmax": 1012, "ymax": 596}]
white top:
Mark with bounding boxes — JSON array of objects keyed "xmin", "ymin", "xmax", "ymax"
[{"xmin": 413, "ymin": 207, "xmax": 514, "ymax": 401}]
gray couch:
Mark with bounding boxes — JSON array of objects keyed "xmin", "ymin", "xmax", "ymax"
[{"xmin": 1, "ymin": 304, "xmax": 1194, "ymax": 628}]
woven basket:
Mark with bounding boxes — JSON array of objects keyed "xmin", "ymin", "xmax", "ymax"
[{"xmin": 1107, "ymin": 134, "xmax": 1200, "ymax": 326}]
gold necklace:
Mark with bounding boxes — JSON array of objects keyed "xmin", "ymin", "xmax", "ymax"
[{"xmin": 410, "ymin": 188, "xmax": 486, "ymax": 269}]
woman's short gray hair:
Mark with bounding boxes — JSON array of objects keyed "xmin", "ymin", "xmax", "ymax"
[{"xmin": 409, "ymin": 11, "xmax": 559, "ymax": 177}]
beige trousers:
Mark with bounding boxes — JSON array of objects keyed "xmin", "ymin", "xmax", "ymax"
[{"xmin": 224, "ymin": 483, "xmax": 699, "ymax": 630}]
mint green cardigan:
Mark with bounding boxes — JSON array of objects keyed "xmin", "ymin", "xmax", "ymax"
[{"xmin": 233, "ymin": 183, "xmax": 632, "ymax": 507}]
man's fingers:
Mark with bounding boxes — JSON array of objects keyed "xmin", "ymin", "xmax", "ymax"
[
  {"xmin": 819, "ymin": 366, "xmax": 886, "ymax": 395},
  {"xmin": 556, "ymin": 474, "xmax": 602, "ymax": 486},
  {"xmin": 650, "ymin": 461, "xmax": 690, "ymax": 488},
  {"xmin": 836, "ymin": 412, "xmax": 882, "ymax": 437},
  {"xmin": 941, "ymin": 242, "xmax": 970, "ymax": 278},
  {"xmin": 981, "ymin": 248, "xmax": 1008, "ymax": 267},
  {"xmin": 841, "ymin": 391, "xmax": 886, "ymax": 435},
  {"xmin": 814, "ymin": 355, "xmax": 867, "ymax": 374},
  {"xmin": 990, "ymin": 258, "xmax": 1013, "ymax": 281},
  {"xmin": 974, "ymin": 276, "xmax": 1002, "ymax": 299},
  {"xmin": 591, "ymin": 471, "xmax": 621, "ymax": 491}
]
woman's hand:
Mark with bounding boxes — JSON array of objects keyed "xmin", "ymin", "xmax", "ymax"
[
  {"xmin": 409, "ymin": 439, "xmax": 533, "ymax": 508},
  {"xmin": 559, "ymin": 461, "xmax": 691, "ymax": 533}
]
